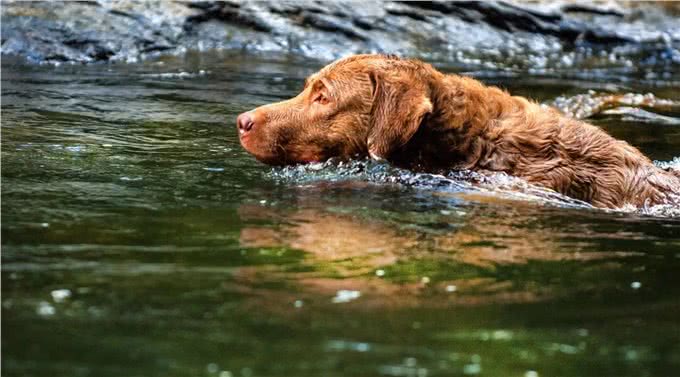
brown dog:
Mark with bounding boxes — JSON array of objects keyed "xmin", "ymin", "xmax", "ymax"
[{"xmin": 236, "ymin": 54, "xmax": 679, "ymax": 208}]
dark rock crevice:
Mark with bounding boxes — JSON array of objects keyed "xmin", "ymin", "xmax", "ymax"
[
  {"xmin": 404, "ymin": 1, "xmax": 632, "ymax": 44},
  {"xmin": 185, "ymin": 2, "xmax": 272, "ymax": 33},
  {"xmin": 1, "ymin": 0, "xmax": 678, "ymax": 70}
]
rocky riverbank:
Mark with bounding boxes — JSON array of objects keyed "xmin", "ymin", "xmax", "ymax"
[{"xmin": 2, "ymin": 1, "xmax": 679, "ymax": 74}]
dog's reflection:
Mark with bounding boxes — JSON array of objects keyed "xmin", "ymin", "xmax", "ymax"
[
  {"xmin": 234, "ymin": 200, "xmax": 629, "ymax": 309},
  {"xmin": 239, "ymin": 206, "xmax": 407, "ymax": 273}
]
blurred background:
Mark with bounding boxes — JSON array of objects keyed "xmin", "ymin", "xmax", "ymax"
[{"xmin": 2, "ymin": 1, "xmax": 680, "ymax": 377}]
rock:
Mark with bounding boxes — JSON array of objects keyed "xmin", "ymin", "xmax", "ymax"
[
  {"xmin": 2, "ymin": 0, "xmax": 679, "ymax": 73},
  {"xmin": 402, "ymin": 1, "xmax": 633, "ymax": 44},
  {"xmin": 1, "ymin": 0, "xmax": 193, "ymax": 63}
]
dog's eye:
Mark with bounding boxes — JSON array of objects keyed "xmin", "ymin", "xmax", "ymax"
[{"xmin": 313, "ymin": 92, "xmax": 330, "ymax": 105}]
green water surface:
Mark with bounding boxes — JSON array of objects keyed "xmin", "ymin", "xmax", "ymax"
[{"xmin": 2, "ymin": 52, "xmax": 680, "ymax": 377}]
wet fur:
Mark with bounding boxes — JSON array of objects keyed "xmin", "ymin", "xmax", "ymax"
[{"xmin": 238, "ymin": 54, "xmax": 680, "ymax": 208}]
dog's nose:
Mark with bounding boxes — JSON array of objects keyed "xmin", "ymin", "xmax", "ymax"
[{"xmin": 237, "ymin": 112, "xmax": 254, "ymax": 133}]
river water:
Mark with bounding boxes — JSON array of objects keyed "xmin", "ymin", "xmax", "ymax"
[{"xmin": 2, "ymin": 51, "xmax": 680, "ymax": 376}]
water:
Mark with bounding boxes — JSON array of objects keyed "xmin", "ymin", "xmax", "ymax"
[{"xmin": 2, "ymin": 51, "xmax": 680, "ymax": 376}]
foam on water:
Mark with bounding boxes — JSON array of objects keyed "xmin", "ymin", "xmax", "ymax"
[
  {"xmin": 141, "ymin": 70, "xmax": 209, "ymax": 79},
  {"xmin": 643, "ymin": 157, "xmax": 680, "ymax": 218},
  {"xmin": 271, "ymin": 159, "xmax": 592, "ymax": 208},
  {"xmin": 549, "ymin": 91, "xmax": 680, "ymax": 120},
  {"xmin": 655, "ymin": 156, "xmax": 680, "ymax": 171},
  {"xmin": 271, "ymin": 158, "xmax": 680, "ymax": 218}
]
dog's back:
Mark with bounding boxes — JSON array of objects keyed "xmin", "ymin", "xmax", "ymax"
[{"xmin": 425, "ymin": 74, "xmax": 679, "ymax": 208}]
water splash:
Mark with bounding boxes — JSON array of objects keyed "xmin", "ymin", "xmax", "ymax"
[
  {"xmin": 271, "ymin": 159, "xmax": 593, "ymax": 209},
  {"xmin": 655, "ymin": 156, "xmax": 680, "ymax": 171},
  {"xmin": 141, "ymin": 70, "xmax": 209, "ymax": 79},
  {"xmin": 638, "ymin": 158, "xmax": 680, "ymax": 218},
  {"xmin": 549, "ymin": 91, "xmax": 680, "ymax": 120},
  {"xmin": 271, "ymin": 158, "xmax": 680, "ymax": 218}
]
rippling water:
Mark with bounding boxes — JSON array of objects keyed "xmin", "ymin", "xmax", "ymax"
[{"xmin": 2, "ymin": 52, "xmax": 680, "ymax": 376}]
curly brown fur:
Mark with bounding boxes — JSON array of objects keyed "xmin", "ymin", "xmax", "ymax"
[{"xmin": 237, "ymin": 54, "xmax": 680, "ymax": 208}]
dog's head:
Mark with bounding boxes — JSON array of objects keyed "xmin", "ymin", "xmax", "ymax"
[{"xmin": 236, "ymin": 54, "xmax": 437, "ymax": 165}]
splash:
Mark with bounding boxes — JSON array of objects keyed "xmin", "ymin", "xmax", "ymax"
[
  {"xmin": 271, "ymin": 158, "xmax": 680, "ymax": 218},
  {"xmin": 549, "ymin": 91, "xmax": 680, "ymax": 120},
  {"xmin": 641, "ymin": 157, "xmax": 680, "ymax": 218},
  {"xmin": 141, "ymin": 70, "xmax": 209, "ymax": 79},
  {"xmin": 655, "ymin": 156, "xmax": 680, "ymax": 171},
  {"xmin": 271, "ymin": 159, "xmax": 593, "ymax": 209}
]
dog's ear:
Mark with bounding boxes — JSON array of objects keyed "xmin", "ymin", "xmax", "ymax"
[{"xmin": 367, "ymin": 71, "xmax": 432, "ymax": 160}]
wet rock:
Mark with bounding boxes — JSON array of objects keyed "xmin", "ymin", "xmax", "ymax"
[
  {"xmin": 185, "ymin": 2, "xmax": 272, "ymax": 33},
  {"xmin": 560, "ymin": 3, "xmax": 626, "ymax": 17},
  {"xmin": 1, "ymin": 1, "xmax": 192, "ymax": 63},
  {"xmin": 403, "ymin": 1, "xmax": 633, "ymax": 44},
  {"xmin": 2, "ymin": 0, "xmax": 679, "ymax": 74}
]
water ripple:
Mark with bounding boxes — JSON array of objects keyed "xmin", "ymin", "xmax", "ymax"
[{"xmin": 271, "ymin": 158, "xmax": 680, "ymax": 218}]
